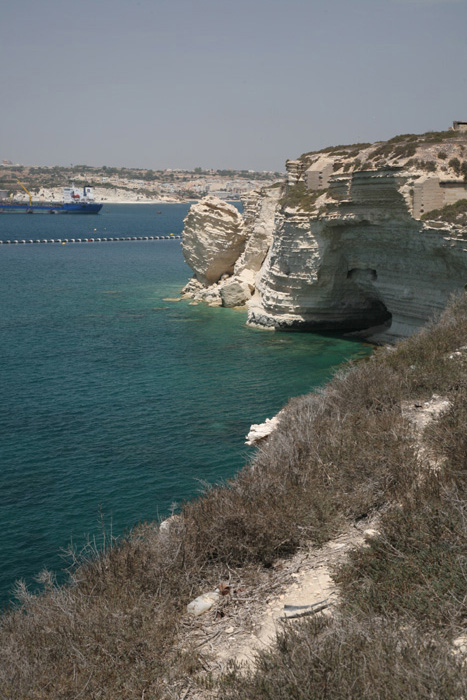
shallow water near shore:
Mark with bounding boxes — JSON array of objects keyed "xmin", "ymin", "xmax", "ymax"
[{"xmin": 0, "ymin": 204, "xmax": 371, "ymax": 606}]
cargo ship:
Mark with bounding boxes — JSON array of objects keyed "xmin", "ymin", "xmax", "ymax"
[{"xmin": 0, "ymin": 181, "xmax": 103, "ymax": 214}]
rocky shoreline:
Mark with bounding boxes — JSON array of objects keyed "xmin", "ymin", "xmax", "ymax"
[{"xmin": 3, "ymin": 128, "xmax": 467, "ymax": 698}]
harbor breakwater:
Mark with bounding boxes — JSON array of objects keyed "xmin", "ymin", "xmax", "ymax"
[{"xmin": 0, "ymin": 235, "xmax": 181, "ymax": 244}]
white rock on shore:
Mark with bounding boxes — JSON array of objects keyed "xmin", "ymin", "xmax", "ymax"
[
  {"xmin": 220, "ymin": 278, "xmax": 252, "ymax": 307},
  {"xmin": 245, "ymin": 414, "xmax": 281, "ymax": 445},
  {"xmin": 181, "ymin": 190, "xmax": 280, "ymax": 308}
]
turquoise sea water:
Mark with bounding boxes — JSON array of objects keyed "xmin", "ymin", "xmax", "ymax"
[{"xmin": 0, "ymin": 204, "xmax": 371, "ymax": 607}]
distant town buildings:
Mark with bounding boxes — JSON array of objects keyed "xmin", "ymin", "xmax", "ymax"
[{"xmin": 0, "ymin": 163, "xmax": 283, "ymax": 203}]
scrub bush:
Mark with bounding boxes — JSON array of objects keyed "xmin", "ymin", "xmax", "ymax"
[{"xmin": 221, "ymin": 616, "xmax": 467, "ymax": 700}]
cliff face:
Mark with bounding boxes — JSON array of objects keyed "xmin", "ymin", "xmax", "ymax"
[
  {"xmin": 248, "ymin": 170, "xmax": 467, "ymax": 342},
  {"xmin": 181, "ymin": 130, "xmax": 467, "ymax": 342},
  {"xmin": 233, "ymin": 186, "xmax": 281, "ymax": 285}
]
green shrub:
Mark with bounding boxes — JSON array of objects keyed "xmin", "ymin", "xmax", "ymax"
[
  {"xmin": 415, "ymin": 130, "xmax": 459, "ymax": 144},
  {"xmin": 370, "ymin": 144, "xmax": 394, "ymax": 160},
  {"xmin": 280, "ymin": 183, "xmax": 323, "ymax": 212},
  {"xmin": 421, "ymin": 198, "xmax": 467, "ymax": 225},
  {"xmin": 449, "ymin": 157, "xmax": 461, "ymax": 176},
  {"xmin": 387, "ymin": 133, "xmax": 418, "ymax": 144},
  {"xmin": 393, "ymin": 143, "xmax": 417, "ymax": 159},
  {"xmin": 317, "ymin": 143, "xmax": 371, "ymax": 154}
]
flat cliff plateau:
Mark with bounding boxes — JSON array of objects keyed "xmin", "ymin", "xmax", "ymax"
[{"xmin": 181, "ymin": 128, "xmax": 467, "ymax": 342}]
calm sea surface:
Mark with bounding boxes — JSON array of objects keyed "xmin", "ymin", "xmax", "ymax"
[{"xmin": 0, "ymin": 204, "xmax": 371, "ymax": 606}]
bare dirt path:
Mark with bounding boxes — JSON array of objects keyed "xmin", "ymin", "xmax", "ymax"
[{"xmin": 171, "ymin": 518, "xmax": 376, "ymax": 700}]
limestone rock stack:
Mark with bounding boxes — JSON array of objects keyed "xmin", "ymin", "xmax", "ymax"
[
  {"xmin": 182, "ymin": 196, "xmax": 245, "ymax": 285},
  {"xmin": 233, "ymin": 186, "xmax": 282, "ymax": 288},
  {"xmin": 181, "ymin": 189, "xmax": 280, "ymax": 308}
]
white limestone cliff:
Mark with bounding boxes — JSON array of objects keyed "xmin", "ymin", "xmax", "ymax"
[
  {"xmin": 233, "ymin": 186, "xmax": 282, "ymax": 287},
  {"xmin": 248, "ymin": 169, "xmax": 467, "ymax": 343},
  {"xmin": 180, "ymin": 133, "xmax": 467, "ymax": 343}
]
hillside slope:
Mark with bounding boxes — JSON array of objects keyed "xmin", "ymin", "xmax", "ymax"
[{"xmin": 1, "ymin": 294, "xmax": 467, "ymax": 699}]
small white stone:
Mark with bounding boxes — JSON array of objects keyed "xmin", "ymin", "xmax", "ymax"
[
  {"xmin": 453, "ymin": 635, "xmax": 467, "ymax": 655},
  {"xmin": 186, "ymin": 591, "xmax": 220, "ymax": 616},
  {"xmin": 363, "ymin": 528, "xmax": 379, "ymax": 538}
]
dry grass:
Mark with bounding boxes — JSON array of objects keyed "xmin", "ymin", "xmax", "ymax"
[
  {"xmin": 335, "ymin": 480, "xmax": 467, "ymax": 632},
  {"xmin": 221, "ymin": 294, "xmax": 467, "ymax": 699},
  {"xmin": 220, "ymin": 616, "xmax": 467, "ymax": 700},
  {"xmin": 426, "ymin": 385, "xmax": 467, "ymax": 476},
  {"xmin": 333, "ymin": 365, "xmax": 467, "ymax": 634},
  {"xmin": 2, "ymin": 294, "xmax": 467, "ymax": 698},
  {"xmin": 381, "ymin": 293, "xmax": 467, "ymax": 397},
  {"xmin": 0, "ymin": 526, "xmax": 197, "ymax": 699},
  {"xmin": 181, "ymin": 361, "xmax": 416, "ymax": 569}
]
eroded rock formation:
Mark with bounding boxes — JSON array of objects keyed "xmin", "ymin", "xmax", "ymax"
[
  {"xmin": 181, "ymin": 130, "xmax": 467, "ymax": 342},
  {"xmin": 181, "ymin": 189, "xmax": 280, "ymax": 307},
  {"xmin": 182, "ymin": 196, "xmax": 245, "ymax": 285},
  {"xmin": 248, "ymin": 169, "xmax": 467, "ymax": 341}
]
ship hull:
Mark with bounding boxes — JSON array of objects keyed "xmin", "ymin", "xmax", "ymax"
[{"xmin": 0, "ymin": 203, "xmax": 103, "ymax": 214}]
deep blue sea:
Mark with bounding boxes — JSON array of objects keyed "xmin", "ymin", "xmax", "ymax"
[{"xmin": 0, "ymin": 204, "xmax": 371, "ymax": 607}]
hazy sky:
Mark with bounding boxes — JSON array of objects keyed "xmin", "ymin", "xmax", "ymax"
[{"xmin": 1, "ymin": 0, "xmax": 466, "ymax": 171}]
